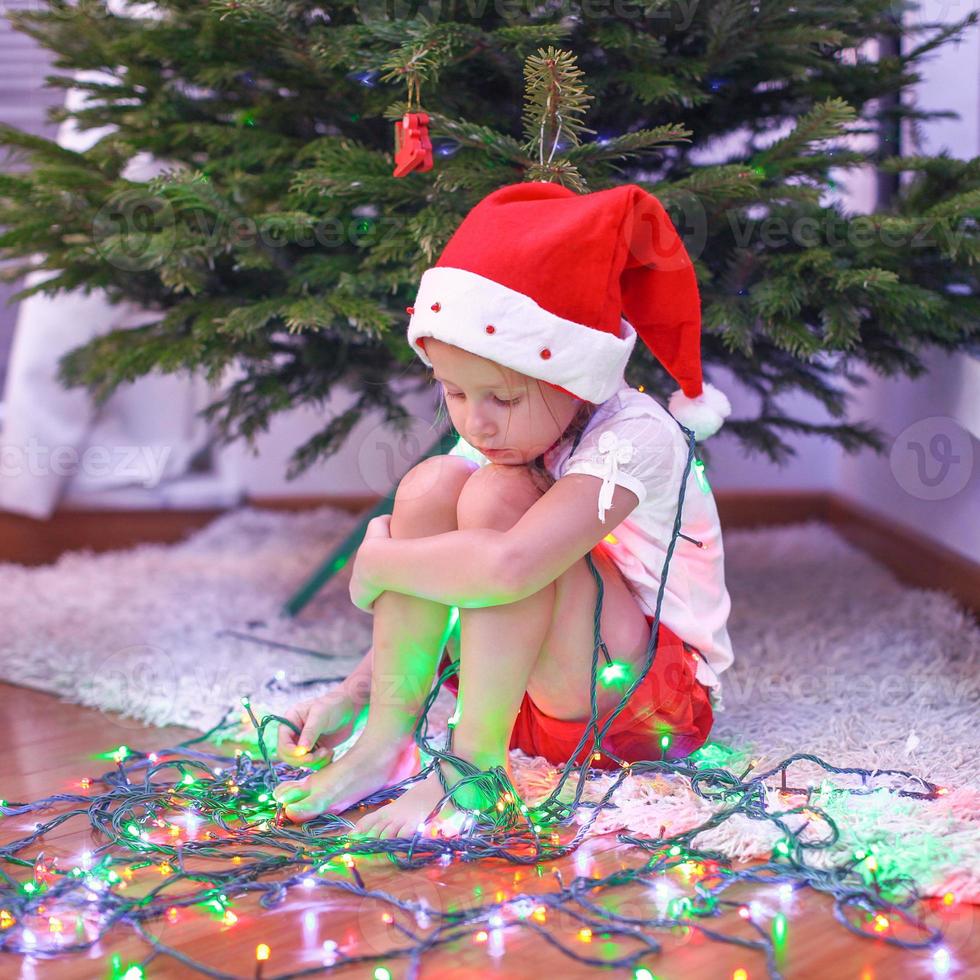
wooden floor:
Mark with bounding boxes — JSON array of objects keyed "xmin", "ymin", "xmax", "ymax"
[{"xmin": 1, "ymin": 684, "xmax": 975, "ymax": 979}]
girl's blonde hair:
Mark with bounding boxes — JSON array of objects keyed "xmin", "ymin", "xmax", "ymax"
[{"xmin": 525, "ymin": 389, "xmax": 596, "ymax": 493}]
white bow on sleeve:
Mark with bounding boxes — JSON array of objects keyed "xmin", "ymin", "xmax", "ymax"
[{"xmin": 595, "ymin": 430, "xmax": 635, "ymax": 524}]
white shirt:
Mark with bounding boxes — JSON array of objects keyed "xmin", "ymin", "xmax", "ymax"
[{"xmin": 448, "ymin": 378, "xmax": 735, "ymax": 706}]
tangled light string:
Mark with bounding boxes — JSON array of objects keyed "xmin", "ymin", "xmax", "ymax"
[{"xmin": 0, "ymin": 421, "xmax": 958, "ymax": 978}]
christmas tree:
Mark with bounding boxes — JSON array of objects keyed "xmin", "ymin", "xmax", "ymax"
[{"xmin": 1, "ymin": 0, "xmax": 978, "ymax": 478}]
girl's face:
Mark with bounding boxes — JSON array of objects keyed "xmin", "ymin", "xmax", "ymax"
[{"xmin": 424, "ymin": 338, "xmax": 581, "ymax": 465}]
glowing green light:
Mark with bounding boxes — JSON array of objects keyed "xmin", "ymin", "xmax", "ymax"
[
  {"xmin": 600, "ymin": 662, "xmax": 627, "ymax": 685},
  {"xmin": 373, "ymin": 969, "xmax": 391, "ymax": 980},
  {"xmin": 258, "ymin": 794, "xmax": 269, "ymax": 803},
  {"xmin": 634, "ymin": 970, "xmax": 658, "ymax": 980},
  {"xmin": 182, "ymin": 774, "xmax": 195, "ymax": 785},
  {"xmin": 687, "ymin": 741, "xmax": 741, "ymax": 769},
  {"xmin": 204, "ymin": 897, "xmax": 227, "ymax": 915},
  {"xmin": 773, "ymin": 911, "xmax": 787, "ymax": 949},
  {"xmin": 23, "ymin": 882, "xmax": 36, "ymax": 893},
  {"xmin": 127, "ymin": 823, "xmax": 141, "ymax": 837},
  {"xmin": 110, "ymin": 958, "xmax": 145, "ymax": 980},
  {"xmin": 669, "ymin": 846, "xmax": 682, "ymax": 856},
  {"xmin": 660, "ymin": 735, "xmax": 671, "ymax": 752},
  {"xmin": 693, "ymin": 457, "xmax": 711, "ymax": 493}
]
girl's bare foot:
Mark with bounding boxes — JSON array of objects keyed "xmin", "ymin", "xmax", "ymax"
[
  {"xmin": 351, "ymin": 753, "xmax": 516, "ymax": 840},
  {"xmin": 273, "ymin": 733, "xmax": 421, "ymax": 823}
]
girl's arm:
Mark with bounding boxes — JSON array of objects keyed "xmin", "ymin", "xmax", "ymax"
[
  {"xmin": 361, "ymin": 527, "xmax": 517, "ymax": 609},
  {"xmin": 362, "ymin": 473, "xmax": 641, "ymax": 610}
]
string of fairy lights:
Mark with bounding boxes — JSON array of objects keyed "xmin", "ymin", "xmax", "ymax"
[{"xmin": 0, "ymin": 420, "xmax": 964, "ymax": 978}]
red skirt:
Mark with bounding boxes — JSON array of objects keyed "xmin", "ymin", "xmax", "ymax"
[{"xmin": 434, "ymin": 613, "xmax": 714, "ymax": 772}]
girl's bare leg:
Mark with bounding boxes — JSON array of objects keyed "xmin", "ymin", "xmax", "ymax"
[
  {"xmin": 353, "ymin": 463, "xmax": 558, "ymax": 839},
  {"xmin": 273, "ymin": 457, "xmax": 476, "ymax": 822}
]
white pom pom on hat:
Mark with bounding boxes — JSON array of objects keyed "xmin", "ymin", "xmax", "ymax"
[
  {"xmin": 667, "ymin": 381, "xmax": 732, "ymax": 441},
  {"xmin": 406, "ymin": 180, "xmax": 731, "ymax": 440}
]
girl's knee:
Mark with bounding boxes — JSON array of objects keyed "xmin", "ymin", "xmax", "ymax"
[
  {"xmin": 456, "ymin": 463, "xmax": 543, "ymax": 532},
  {"xmin": 393, "ymin": 455, "xmax": 476, "ymax": 523}
]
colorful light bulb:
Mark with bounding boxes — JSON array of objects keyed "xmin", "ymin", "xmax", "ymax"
[
  {"xmin": 600, "ymin": 662, "xmax": 627, "ymax": 685},
  {"xmin": 693, "ymin": 457, "xmax": 711, "ymax": 493}
]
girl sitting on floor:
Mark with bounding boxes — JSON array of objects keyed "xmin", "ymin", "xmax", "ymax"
[{"xmin": 274, "ymin": 180, "xmax": 735, "ymax": 836}]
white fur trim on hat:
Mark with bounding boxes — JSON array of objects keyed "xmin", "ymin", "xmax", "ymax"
[
  {"xmin": 407, "ymin": 267, "xmax": 637, "ymax": 404},
  {"xmin": 667, "ymin": 382, "xmax": 732, "ymax": 441}
]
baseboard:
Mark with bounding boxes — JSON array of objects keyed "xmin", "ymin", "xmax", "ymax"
[
  {"xmin": 711, "ymin": 490, "xmax": 979, "ymax": 619},
  {"xmin": 823, "ymin": 494, "xmax": 980, "ymax": 620},
  {"xmin": 712, "ymin": 489, "xmax": 831, "ymax": 527},
  {"xmin": 2, "ymin": 491, "xmax": 976, "ymax": 618},
  {"xmin": 0, "ymin": 507, "xmax": 226, "ymax": 567},
  {"xmin": 244, "ymin": 494, "xmax": 379, "ymax": 512}
]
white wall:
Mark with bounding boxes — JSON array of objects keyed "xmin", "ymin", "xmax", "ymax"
[
  {"xmin": 836, "ymin": 349, "xmax": 979, "ymax": 562},
  {"xmin": 700, "ymin": 364, "xmax": 839, "ymax": 492},
  {"xmin": 825, "ymin": 0, "xmax": 980, "ymax": 563},
  {"xmin": 223, "ymin": 376, "xmax": 445, "ymax": 499}
]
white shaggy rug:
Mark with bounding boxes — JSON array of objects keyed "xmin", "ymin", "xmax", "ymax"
[{"xmin": 1, "ymin": 507, "xmax": 977, "ymax": 903}]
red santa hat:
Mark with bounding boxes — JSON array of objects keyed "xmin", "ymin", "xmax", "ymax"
[{"xmin": 406, "ymin": 180, "xmax": 731, "ymax": 441}]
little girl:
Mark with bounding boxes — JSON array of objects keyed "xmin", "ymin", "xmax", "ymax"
[{"xmin": 274, "ymin": 181, "xmax": 735, "ymax": 836}]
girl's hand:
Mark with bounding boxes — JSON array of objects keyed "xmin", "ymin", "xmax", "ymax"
[
  {"xmin": 349, "ymin": 515, "xmax": 391, "ymax": 613},
  {"xmin": 276, "ymin": 691, "xmax": 361, "ymax": 763}
]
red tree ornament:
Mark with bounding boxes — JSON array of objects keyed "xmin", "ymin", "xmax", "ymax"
[{"xmin": 393, "ymin": 112, "xmax": 433, "ymax": 177}]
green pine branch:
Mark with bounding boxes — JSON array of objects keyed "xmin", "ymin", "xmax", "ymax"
[{"xmin": 0, "ymin": 0, "xmax": 977, "ymax": 478}]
